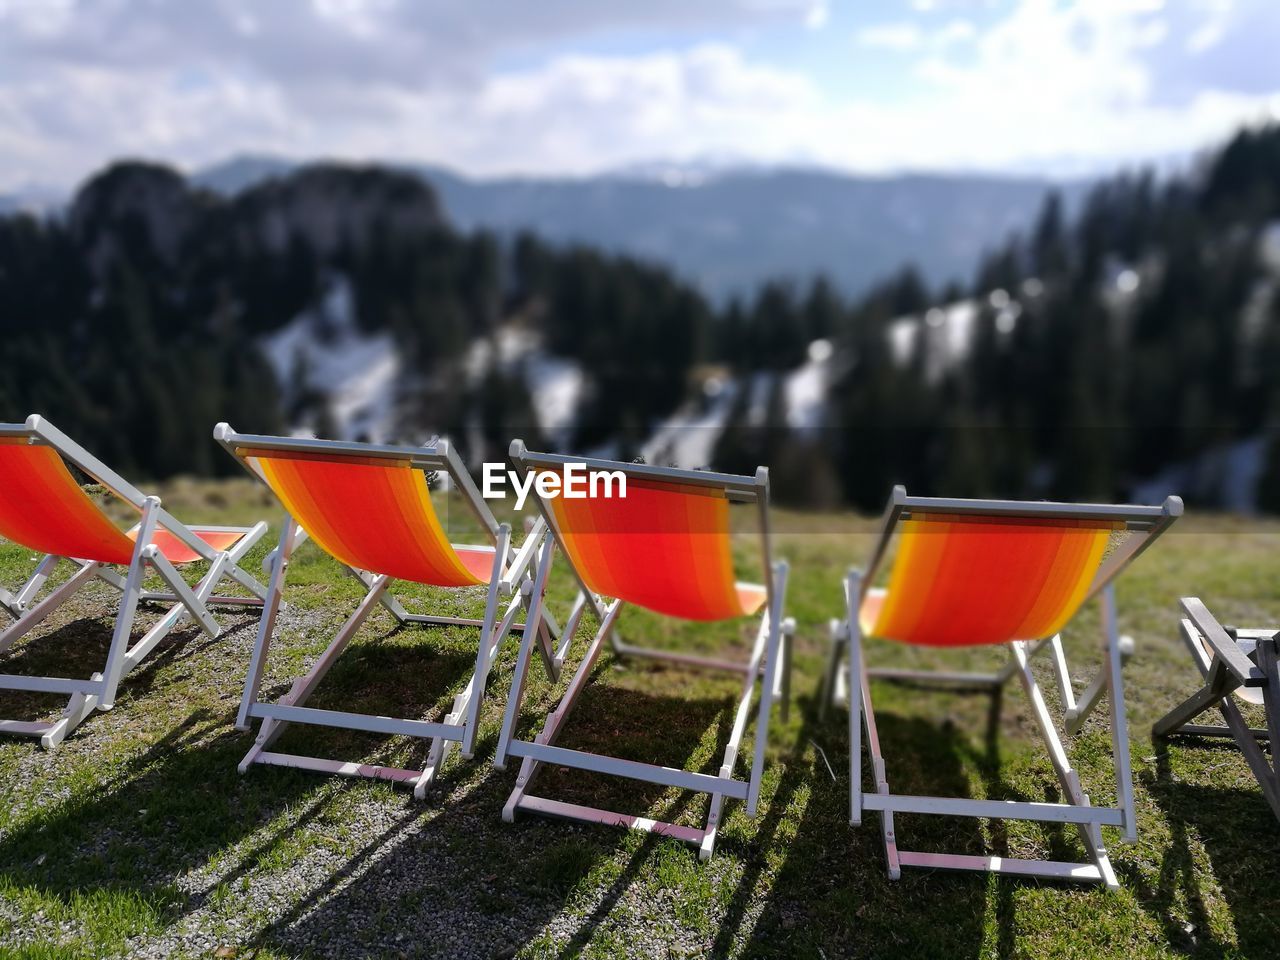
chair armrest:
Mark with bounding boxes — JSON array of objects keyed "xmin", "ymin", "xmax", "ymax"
[{"xmin": 1181, "ymin": 597, "xmax": 1267, "ymax": 687}]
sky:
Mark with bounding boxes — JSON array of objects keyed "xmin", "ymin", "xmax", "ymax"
[{"xmin": 1, "ymin": 0, "xmax": 1278, "ymax": 191}]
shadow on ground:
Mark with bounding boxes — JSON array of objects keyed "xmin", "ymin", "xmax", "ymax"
[
  {"xmin": 1138, "ymin": 739, "xmax": 1280, "ymax": 956},
  {"xmin": 262, "ymin": 680, "xmax": 736, "ymax": 958},
  {"xmin": 712, "ymin": 676, "xmax": 1130, "ymax": 959},
  {"xmin": 0, "ymin": 706, "xmax": 316, "ymax": 922},
  {"xmin": 0, "ymin": 601, "xmax": 230, "ymax": 726},
  {"xmin": 0, "ymin": 612, "xmax": 570, "ymax": 957}
]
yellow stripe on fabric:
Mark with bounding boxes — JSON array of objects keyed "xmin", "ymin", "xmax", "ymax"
[
  {"xmin": 254, "ymin": 455, "xmax": 481, "ymax": 586},
  {"xmin": 867, "ymin": 518, "xmax": 947, "ymax": 638},
  {"xmin": 256, "ymin": 456, "xmax": 352, "ymax": 567},
  {"xmin": 398, "ymin": 463, "xmax": 480, "ymax": 585},
  {"xmin": 1013, "ymin": 527, "xmax": 1109, "ymax": 639}
]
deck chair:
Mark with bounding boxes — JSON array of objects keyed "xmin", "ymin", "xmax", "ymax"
[
  {"xmin": 822, "ymin": 486, "xmax": 1182, "ymax": 887},
  {"xmin": 494, "ymin": 441, "xmax": 794, "ymax": 860},
  {"xmin": 1153, "ymin": 598, "xmax": 1280, "ymax": 820},
  {"xmin": 0, "ymin": 415, "xmax": 269, "ymax": 748},
  {"xmin": 214, "ymin": 424, "xmax": 549, "ymax": 796}
]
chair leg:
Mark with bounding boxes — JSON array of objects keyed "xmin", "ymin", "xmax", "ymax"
[
  {"xmin": 1010, "ymin": 640, "xmax": 1118, "ymax": 888},
  {"xmin": 845, "ymin": 620, "xmax": 1127, "ymax": 887},
  {"xmin": 0, "ymin": 588, "xmax": 18, "ymax": 621},
  {"xmin": 460, "ymin": 524, "xmax": 510, "ymax": 760},
  {"xmin": 239, "ymin": 572, "xmax": 389, "ymax": 772},
  {"xmin": 40, "ymin": 685, "xmax": 101, "ymax": 749},
  {"xmin": 1258, "ymin": 638, "xmax": 1280, "ymax": 804},
  {"xmin": 502, "ymin": 594, "xmax": 764, "ymax": 860},
  {"xmin": 859, "ymin": 661, "xmax": 899, "ymax": 879},
  {"xmin": 502, "ymin": 601, "xmax": 621, "ymax": 822},
  {"xmin": 1101, "ymin": 585, "xmax": 1137, "ymax": 842},
  {"xmin": 819, "ymin": 618, "xmax": 845, "ymax": 723},
  {"xmin": 237, "ymin": 517, "xmax": 297, "ymax": 732},
  {"xmin": 2, "ymin": 554, "xmax": 61, "ymax": 620},
  {"xmin": 99, "ymin": 498, "xmax": 160, "ymax": 710},
  {"xmin": 746, "ymin": 561, "xmax": 788, "ymax": 817},
  {"xmin": 415, "ymin": 692, "xmax": 466, "ymax": 798},
  {"xmin": 1219, "ymin": 696, "xmax": 1280, "ymax": 818},
  {"xmin": 698, "ymin": 604, "xmax": 778, "ymax": 858},
  {"xmin": 494, "ymin": 538, "xmax": 557, "ymax": 771},
  {"xmin": 418, "ymin": 587, "xmax": 524, "ymax": 795},
  {"xmin": 1153, "ymin": 658, "xmax": 1234, "ymax": 738},
  {"xmin": 779, "ymin": 617, "xmax": 795, "ymax": 725},
  {"xmin": 14, "ymin": 555, "xmax": 61, "ymax": 610},
  {"xmin": 849, "ymin": 623, "xmax": 864, "ymax": 830}
]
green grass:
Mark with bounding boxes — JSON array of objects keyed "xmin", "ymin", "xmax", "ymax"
[{"xmin": 1, "ymin": 479, "xmax": 1278, "ymax": 957}]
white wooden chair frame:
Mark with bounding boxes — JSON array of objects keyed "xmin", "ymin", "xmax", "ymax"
[
  {"xmin": 822, "ymin": 486, "xmax": 1182, "ymax": 887},
  {"xmin": 1153, "ymin": 597, "xmax": 1280, "ymax": 820},
  {"xmin": 494, "ymin": 441, "xmax": 795, "ymax": 860},
  {"xmin": 0, "ymin": 415, "xmax": 269, "ymax": 748},
  {"xmin": 215, "ymin": 424, "xmax": 552, "ymax": 797}
]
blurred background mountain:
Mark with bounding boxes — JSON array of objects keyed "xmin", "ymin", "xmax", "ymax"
[
  {"xmin": 187, "ymin": 154, "xmax": 1090, "ymax": 302},
  {"xmin": 3, "ymin": 123, "xmax": 1279, "ymax": 512}
]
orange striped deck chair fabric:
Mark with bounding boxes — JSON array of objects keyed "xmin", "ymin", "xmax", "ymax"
[
  {"xmin": 0, "ymin": 418, "xmax": 268, "ymax": 749},
  {"xmin": 244, "ymin": 451, "xmax": 491, "ymax": 586},
  {"xmin": 496, "ymin": 445, "xmax": 788, "ymax": 860},
  {"xmin": 217, "ymin": 425, "xmax": 541, "ymax": 797},
  {"xmin": 545, "ymin": 474, "xmax": 765, "ymax": 621},
  {"xmin": 864, "ymin": 514, "xmax": 1115, "ymax": 647},
  {"xmin": 0, "ymin": 440, "xmax": 245, "ymax": 566}
]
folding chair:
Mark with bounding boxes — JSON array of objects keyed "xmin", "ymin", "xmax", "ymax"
[
  {"xmin": 1153, "ymin": 598, "xmax": 1280, "ymax": 820},
  {"xmin": 822, "ymin": 486, "xmax": 1182, "ymax": 887},
  {"xmin": 214, "ymin": 424, "xmax": 549, "ymax": 796},
  {"xmin": 494, "ymin": 441, "xmax": 794, "ymax": 860},
  {"xmin": 0, "ymin": 415, "xmax": 269, "ymax": 748}
]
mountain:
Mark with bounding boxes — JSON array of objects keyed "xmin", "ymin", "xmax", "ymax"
[
  {"xmin": 190, "ymin": 154, "xmax": 295, "ymax": 196},
  {"xmin": 426, "ymin": 165, "xmax": 1092, "ymax": 300},
  {"xmin": 5, "ymin": 124, "xmax": 1279, "ymax": 512},
  {"xmin": 195, "ymin": 155, "xmax": 1088, "ymax": 299},
  {"xmin": 0, "ymin": 183, "xmax": 66, "ymax": 217}
]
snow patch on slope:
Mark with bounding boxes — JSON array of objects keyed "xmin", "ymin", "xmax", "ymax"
[
  {"xmin": 888, "ymin": 297, "xmax": 1006, "ymax": 378},
  {"xmin": 642, "ymin": 376, "xmax": 739, "ymax": 469},
  {"xmin": 524, "ymin": 353, "xmax": 583, "ymax": 448},
  {"xmin": 465, "ymin": 325, "xmax": 583, "ymax": 447},
  {"xmin": 262, "ymin": 273, "xmax": 399, "ymax": 440},
  {"xmin": 785, "ymin": 339, "xmax": 833, "ymax": 432}
]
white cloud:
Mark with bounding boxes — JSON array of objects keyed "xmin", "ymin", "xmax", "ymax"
[
  {"xmin": 856, "ymin": 0, "xmax": 1279, "ymax": 172},
  {"xmin": 856, "ymin": 23, "xmax": 924, "ymax": 51},
  {"xmin": 0, "ymin": 0, "xmax": 1276, "ymax": 190},
  {"xmin": 856, "ymin": 18, "xmax": 975, "ymax": 52},
  {"xmin": 392, "ymin": 44, "xmax": 822, "ymax": 176}
]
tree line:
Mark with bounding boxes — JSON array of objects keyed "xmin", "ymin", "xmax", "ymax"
[{"xmin": 1, "ymin": 124, "xmax": 1279, "ymax": 511}]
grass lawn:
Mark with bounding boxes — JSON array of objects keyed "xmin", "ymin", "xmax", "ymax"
[{"xmin": 0, "ymin": 477, "xmax": 1278, "ymax": 959}]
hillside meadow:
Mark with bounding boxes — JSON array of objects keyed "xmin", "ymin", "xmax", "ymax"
[{"xmin": 0, "ymin": 478, "xmax": 1277, "ymax": 958}]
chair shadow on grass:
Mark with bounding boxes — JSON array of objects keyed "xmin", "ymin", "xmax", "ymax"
[
  {"xmin": 0, "ymin": 611, "xmax": 540, "ymax": 957},
  {"xmin": 0, "ymin": 707, "xmax": 319, "ymax": 930},
  {"xmin": 261, "ymin": 669, "xmax": 740, "ymax": 959},
  {"xmin": 0, "ymin": 599, "xmax": 248, "ymax": 726},
  {"xmin": 715, "ymin": 678, "xmax": 1118, "ymax": 959},
  {"xmin": 259, "ymin": 620, "xmax": 483, "ymax": 764},
  {"xmin": 1134, "ymin": 739, "xmax": 1280, "ymax": 957},
  {"xmin": 709, "ymin": 690, "xmax": 991, "ymax": 958},
  {"xmin": 0, "ymin": 603, "xmax": 324, "ymax": 937}
]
